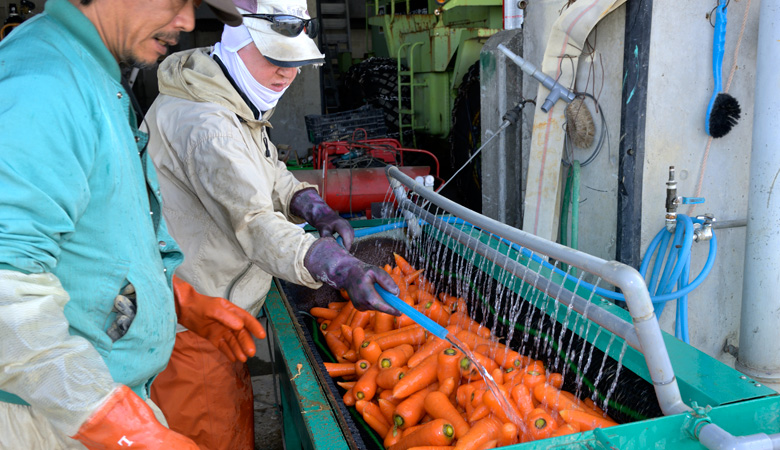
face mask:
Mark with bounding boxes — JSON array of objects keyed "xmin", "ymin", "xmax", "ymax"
[{"xmin": 212, "ymin": 25, "xmax": 289, "ymax": 112}]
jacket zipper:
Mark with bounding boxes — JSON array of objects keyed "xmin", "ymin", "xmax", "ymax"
[{"xmin": 225, "ymin": 262, "xmax": 253, "ymax": 300}]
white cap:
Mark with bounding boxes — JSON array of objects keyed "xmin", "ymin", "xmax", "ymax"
[{"xmin": 234, "ymin": 0, "xmax": 325, "ymax": 67}]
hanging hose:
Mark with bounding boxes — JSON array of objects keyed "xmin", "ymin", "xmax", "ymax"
[{"xmin": 559, "ymin": 161, "xmax": 581, "ymax": 275}]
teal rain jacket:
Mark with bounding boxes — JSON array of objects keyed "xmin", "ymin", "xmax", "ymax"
[{"xmin": 0, "ymin": 0, "xmax": 183, "ymax": 408}]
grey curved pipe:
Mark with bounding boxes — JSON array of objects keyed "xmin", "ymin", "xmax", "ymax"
[{"xmin": 386, "ymin": 166, "xmax": 689, "ymax": 416}]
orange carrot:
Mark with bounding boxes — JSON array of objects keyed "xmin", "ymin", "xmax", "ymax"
[
  {"xmin": 532, "ymin": 383, "xmax": 585, "ymax": 412},
  {"xmin": 378, "ymin": 398, "xmax": 397, "ymax": 424},
  {"xmin": 436, "ymin": 347, "xmax": 464, "ymax": 385},
  {"xmin": 453, "ymin": 416, "xmax": 502, "ymax": 450},
  {"xmin": 375, "ymin": 325, "xmax": 427, "ymax": 350},
  {"xmin": 385, "ymin": 426, "xmax": 402, "ymax": 448},
  {"xmin": 324, "ymin": 362, "xmax": 356, "ymax": 378},
  {"xmin": 353, "ymin": 364, "xmax": 381, "ymax": 401},
  {"xmin": 406, "ymin": 447, "xmax": 456, "ymax": 450},
  {"xmin": 311, "ymin": 307, "xmax": 340, "ymax": 320},
  {"xmin": 526, "ymin": 409, "xmax": 559, "ymax": 440},
  {"xmin": 394, "ymin": 253, "xmax": 416, "ymax": 275},
  {"xmin": 409, "ymin": 338, "xmax": 451, "ymax": 368},
  {"xmin": 482, "ymin": 389, "xmax": 525, "ymax": 428},
  {"xmin": 376, "ymin": 366, "xmax": 407, "ymax": 390},
  {"xmin": 423, "ymin": 391, "xmax": 471, "ymax": 439},
  {"xmin": 415, "ymin": 290, "xmax": 437, "ymax": 305},
  {"xmin": 328, "ymin": 301, "xmax": 348, "ymax": 310},
  {"xmin": 490, "ymin": 368, "xmax": 504, "ymax": 385},
  {"xmin": 318, "ymin": 320, "xmax": 331, "ymax": 334},
  {"xmin": 393, "ymin": 383, "xmax": 439, "ymax": 429},
  {"xmin": 404, "ymin": 268, "xmax": 425, "ymax": 285},
  {"xmin": 510, "ymin": 383, "xmax": 535, "ymax": 417},
  {"xmin": 437, "ymin": 377, "xmax": 457, "ymax": 397},
  {"xmin": 520, "ymin": 364, "xmax": 547, "ymax": 389},
  {"xmin": 393, "ymin": 354, "xmax": 439, "ymax": 399},
  {"xmin": 420, "ymin": 299, "xmax": 451, "ymax": 327},
  {"xmin": 375, "ymin": 311, "xmax": 397, "ymax": 333},
  {"xmin": 327, "ymin": 301, "xmax": 354, "ymax": 337},
  {"xmin": 336, "ymin": 380, "xmax": 356, "ymax": 390},
  {"xmin": 352, "ymin": 327, "xmax": 366, "ymax": 353},
  {"xmin": 342, "ymin": 388, "xmax": 356, "ymax": 406},
  {"xmin": 584, "ymin": 397, "xmax": 606, "ymax": 415},
  {"xmin": 459, "ymin": 352, "xmax": 498, "ymax": 381},
  {"xmin": 499, "ymin": 422, "xmax": 519, "ymax": 447},
  {"xmin": 547, "ymin": 372, "xmax": 564, "ymax": 388},
  {"xmin": 551, "ymin": 422, "xmax": 581, "ymax": 437},
  {"xmin": 450, "ymin": 314, "xmax": 491, "ymax": 339},
  {"xmin": 364, "ymin": 408, "xmax": 391, "ymax": 438},
  {"xmin": 349, "ymin": 310, "xmax": 371, "ymax": 330},
  {"xmin": 414, "ymin": 276, "xmax": 436, "ymax": 295},
  {"xmin": 559, "ymin": 409, "xmax": 618, "ymax": 431},
  {"xmin": 474, "ymin": 344, "xmax": 529, "ymax": 370},
  {"xmin": 340, "ymin": 289, "xmax": 350, "ymax": 300},
  {"xmin": 325, "ymin": 331, "xmax": 351, "ymax": 363},
  {"xmin": 388, "ymin": 418, "xmax": 455, "ymax": 450},
  {"xmin": 379, "ymin": 344, "xmax": 416, "ymax": 369},
  {"xmin": 452, "ymin": 329, "xmax": 493, "ymax": 351},
  {"xmin": 340, "ymin": 324, "xmax": 353, "ymax": 343},
  {"xmin": 355, "ymin": 359, "xmax": 371, "ymax": 377},
  {"xmin": 359, "ymin": 340, "xmax": 383, "ymax": 365},
  {"xmin": 342, "ymin": 348, "xmax": 358, "ymax": 363},
  {"xmin": 467, "ymin": 403, "xmax": 490, "ymax": 423},
  {"xmin": 455, "ymin": 384, "xmax": 475, "ymax": 410}
]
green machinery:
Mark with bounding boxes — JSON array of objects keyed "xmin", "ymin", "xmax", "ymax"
[
  {"xmin": 360, "ymin": 0, "xmax": 504, "ymax": 141},
  {"xmin": 265, "ymin": 168, "xmax": 780, "ymax": 449}
]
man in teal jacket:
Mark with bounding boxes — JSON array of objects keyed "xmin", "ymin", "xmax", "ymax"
[{"xmin": 0, "ymin": 0, "xmax": 265, "ymax": 448}]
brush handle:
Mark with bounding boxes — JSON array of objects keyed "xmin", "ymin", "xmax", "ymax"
[
  {"xmin": 374, "ymin": 284, "xmax": 450, "ymax": 340},
  {"xmin": 706, "ymin": 0, "xmax": 728, "ymax": 134},
  {"xmin": 711, "ymin": 0, "xmax": 728, "ymax": 93}
]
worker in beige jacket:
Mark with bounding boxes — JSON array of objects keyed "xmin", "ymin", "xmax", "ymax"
[{"xmin": 143, "ymin": 0, "xmax": 400, "ymax": 448}]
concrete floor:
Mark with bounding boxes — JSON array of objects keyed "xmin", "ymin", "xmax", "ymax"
[{"xmin": 248, "ymin": 317, "xmax": 284, "ymax": 450}]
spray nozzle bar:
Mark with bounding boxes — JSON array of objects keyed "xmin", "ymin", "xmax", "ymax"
[{"xmin": 497, "ymin": 44, "xmax": 576, "ymax": 113}]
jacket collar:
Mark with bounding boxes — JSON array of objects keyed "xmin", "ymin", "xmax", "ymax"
[{"xmin": 46, "ymin": 0, "xmax": 121, "ymax": 82}]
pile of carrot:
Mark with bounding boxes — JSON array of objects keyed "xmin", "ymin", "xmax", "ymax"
[{"xmin": 311, "ymin": 253, "xmax": 618, "ymax": 450}]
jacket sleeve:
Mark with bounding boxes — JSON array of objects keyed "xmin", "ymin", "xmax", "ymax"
[
  {"xmin": 0, "ymin": 271, "xmax": 118, "ymax": 436},
  {"xmin": 182, "ymin": 115, "xmax": 321, "ymax": 287}
]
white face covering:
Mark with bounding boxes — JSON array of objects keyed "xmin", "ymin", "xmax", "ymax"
[{"xmin": 211, "ymin": 24, "xmax": 288, "ymax": 112}]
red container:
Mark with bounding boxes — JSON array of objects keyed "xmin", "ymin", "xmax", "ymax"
[{"xmin": 293, "ymin": 166, "xmax": 431, "ymax": 216}]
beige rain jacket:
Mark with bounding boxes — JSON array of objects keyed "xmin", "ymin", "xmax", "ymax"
[{"xmin": 144, "ymin": 47, "xmax": 321, "ymax": 317}]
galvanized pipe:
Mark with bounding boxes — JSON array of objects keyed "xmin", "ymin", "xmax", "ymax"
[
  {"xmin": 387, "ymin": 166, "xmax": 689, "ymax": 416},
  {"xmin": 737, "ymin": 0, "xmax": 780, "ymax": 392}
]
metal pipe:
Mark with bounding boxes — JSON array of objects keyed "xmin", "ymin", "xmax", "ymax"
[
  {"xmin": 399, "ymin": 198, "xmax": 642, "ymax": 350},
  {"xmin": 387, "ymin": 166, "xmax": 689, "ymax": 416},
  {"xmin": 737, "ymin": 0, "xmax": 780, "ymax": 391},
  {"xmin": 712, "ymin": 219, "xmax": 747, "ymax": 230}
]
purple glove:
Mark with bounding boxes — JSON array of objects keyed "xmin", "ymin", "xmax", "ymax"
[
  {"xmin": 290, "ymin": 188, "xmax": 355, "ymax": 251},
  {"xmin": 304, "ymin": 237, "xmax": 401, "ymax": 315}
]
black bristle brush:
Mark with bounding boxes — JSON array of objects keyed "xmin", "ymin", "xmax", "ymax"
[{"xmin": 706, "ymin": 0, "xmax": 741, "ymax": 138}]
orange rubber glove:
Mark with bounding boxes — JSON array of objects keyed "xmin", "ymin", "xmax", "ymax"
[
  {"xmin": 173, "ymin": 275, "xmax": 267, "ymax": 362},
  {"xmin": 73, "ymin": 385, "xmax": 198, "ymax": 449}
]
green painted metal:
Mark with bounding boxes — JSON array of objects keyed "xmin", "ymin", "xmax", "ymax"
[
  {"xmin": 264, "ymin": 282, "xmax": 351, "ymax": 450},
  {"xmin": 364, "ymin": 0, "xmax": 503, "ymax": 138}
]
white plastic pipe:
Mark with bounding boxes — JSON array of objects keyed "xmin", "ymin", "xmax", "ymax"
[
  {"xmin": 737, "ymin": 0, "xmax": 780, "ymax": 392},
  {"xmin": 698, "ymin": 423, "xmax": 780, "ymax": 450}
]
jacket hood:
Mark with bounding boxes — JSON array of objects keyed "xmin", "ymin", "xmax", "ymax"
[{"xmin": 157, "ymin": 47, "xmax": 262, "ymax": 123}]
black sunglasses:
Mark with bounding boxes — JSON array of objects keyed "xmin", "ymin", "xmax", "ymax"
[{"xmin": 242, "ymin": 14, "xmax": 319, "ymax": 39}]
